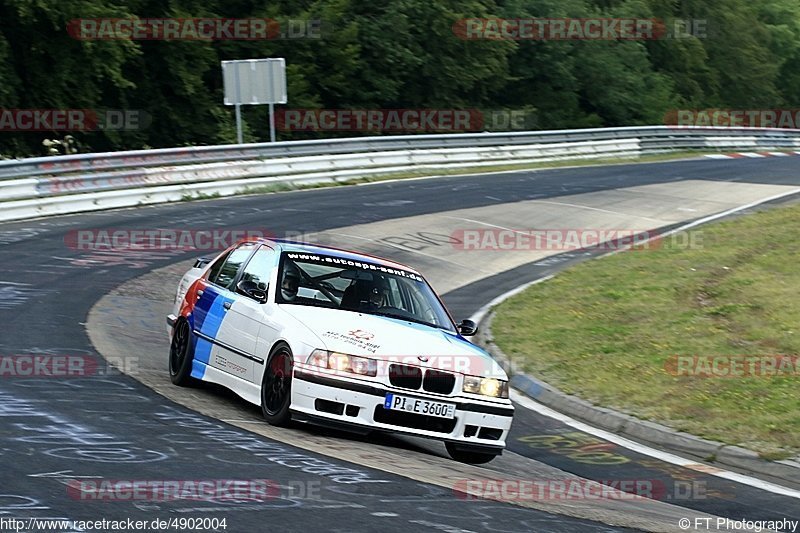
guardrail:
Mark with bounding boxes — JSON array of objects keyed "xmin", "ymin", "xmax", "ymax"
[{"xmin": 1, "ymin": 126, "xmax": 799, "ymax": 223}]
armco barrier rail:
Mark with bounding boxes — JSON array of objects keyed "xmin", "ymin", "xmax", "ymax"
[{"xmin": 1, "ymin": 126, "xmax": 799, "ymax": 223}]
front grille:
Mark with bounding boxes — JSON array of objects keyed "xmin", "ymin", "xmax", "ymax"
[
  {"xmin": 389, "ymin": 364, "xmax": 456, "ymax": 395},
  {"xmin": 423, "ymin": 369, "xmax": 456, "ymax": 394},
  {"xmin": 373, "ymin": 406, "xmax": 457, "ymax": 433},
  {"xmin": 388, "ymin": 364, "xmax": 422, "ymax": 389}
]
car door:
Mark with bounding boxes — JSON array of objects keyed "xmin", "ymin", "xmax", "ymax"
[
  {"xmin": 214, "ymin": 244, "xmax": 279, "ymax": 383},
  {"xmin": 192, "ymin": 242, "xmax": 258, "ymax": 380}
]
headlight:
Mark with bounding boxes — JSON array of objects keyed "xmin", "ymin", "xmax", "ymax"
[
  {"xmin": 307, "ymin": 350, "xmax": 377, "ymax": 377},
  {"xmin": 307, "ymin": 350, "xmax": 328, "ymax": 368},
  {"xmin": 463, "ymin": 375, "xmax": 509, "ymax": 398}
]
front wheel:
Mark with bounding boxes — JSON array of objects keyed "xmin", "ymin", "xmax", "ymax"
[
  {"xmin": 445, "ymin": 442, "xmax": 497, "ymax": 465},
  {"xmin": 261, "ymin": 344, "xmax": 293, "ymax": 426},
  {"xmin": 169, "ymin": 318, "xmax": 195, "ymax": 386}
]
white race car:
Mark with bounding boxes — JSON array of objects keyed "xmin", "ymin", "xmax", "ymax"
[{"xmin": 167, "ymin": 239, "xmax": 514, "ymax": 463}]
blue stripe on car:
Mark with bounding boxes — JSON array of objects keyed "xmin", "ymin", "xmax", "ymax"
[{"xmin": 190, "ymin": 288, "xmax": 233, "ymax": 379}]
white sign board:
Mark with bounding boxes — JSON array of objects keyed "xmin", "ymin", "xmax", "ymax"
[{"xmin": 222, "ymin": 58, "xmax": 287, "ymax": 106}]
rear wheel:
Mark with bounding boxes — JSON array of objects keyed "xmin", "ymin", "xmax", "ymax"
[
  {"xmin": 445, "ymin": 442, "xmax": 497, "ymax": 465},
  {"xmin": 261, "ymin": 344, "xmax": 293, "ymax": 426},
  {"xmin": 169, "ymin": 318, "xmax": 195, "ymax": 386}
]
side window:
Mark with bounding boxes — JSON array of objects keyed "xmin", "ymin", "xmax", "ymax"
[
  {"xmin": 213, "ymin": 243, "xmax": 258, "ymax": 290},
  {"xmin": 239, "ymin": 246, "xmax": 277, "ymax": 290},
  {"xmin": 206, "ymin": 252, "xmax": 230, "ymax": 285}
]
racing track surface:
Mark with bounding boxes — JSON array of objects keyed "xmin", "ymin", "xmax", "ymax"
[{"xmin": 2, "ymin": 157, "xmax": 800, "ymax": 532}]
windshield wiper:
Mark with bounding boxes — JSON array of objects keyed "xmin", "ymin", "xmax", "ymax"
[{"xmin": 370, "ymin": 310, "xmax": 451, "ymax": 332}]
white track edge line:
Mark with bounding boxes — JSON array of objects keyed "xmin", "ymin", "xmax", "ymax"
[
  {"xmin": 510, "ymin": 391, "xmax": 800, "ymax": 499},
  {"xmin": 470, "ymin": 186, "xmax": 800, "ymax": 498}
]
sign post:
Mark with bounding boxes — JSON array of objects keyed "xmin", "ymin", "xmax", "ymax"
[
  {"xmin": 222, "ymin": 58, "xmax": 287, "ymax": 143},
  {"xmin": 269, "ymin": 103, "xmax": 276, "ymax": 143},
  {"xmin": 234, "ymin": 104, "xmax": 243, "ymax": 144}
]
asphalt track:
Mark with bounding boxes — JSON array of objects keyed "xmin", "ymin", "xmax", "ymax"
[{"xmin": 1, "ymin": 157, "xmax": 799, "ymax": 532}]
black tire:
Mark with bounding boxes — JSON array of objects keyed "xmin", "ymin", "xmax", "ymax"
[
  {"xmin": 261, "ymin": 344, "xmax": 293, "ymax": 426},
  {"xmin": 169, "ymin": 318, "xmax": 195, "ymax": 386},
  {"xmin": 445, "ymin": 442, "xmax": 497, "ymax": 465}
]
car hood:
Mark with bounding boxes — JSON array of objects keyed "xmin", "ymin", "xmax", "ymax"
[{"xmin": 280, "ymin": 305, "xmax": 505, "ymax": 378}]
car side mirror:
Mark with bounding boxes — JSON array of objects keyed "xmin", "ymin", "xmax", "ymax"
[
  {"xmin": 194, "ymin": 256, "xmax": 212, "ymax": 269},
  {"xmin": 457, "ymin": 319, "xmax": 477, "ymax": 336},
  {"xmin": 236, "ymin": 279, "xmax": 268, "ymax": 304}
]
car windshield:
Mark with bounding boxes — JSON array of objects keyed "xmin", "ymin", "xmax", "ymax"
[{"xmin": 276, "ymin": 251, "xmax": 456, "ymax": 333}]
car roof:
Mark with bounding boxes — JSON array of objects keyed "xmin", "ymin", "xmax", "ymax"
[{"xmin": 253, "ymin": 238, "xmax": 421, "ymax": 275}]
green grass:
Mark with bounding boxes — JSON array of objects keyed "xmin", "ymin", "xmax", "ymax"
[
  {"xmin": 180, "ymin": 191, "xmax": 221, "ymax": 202},
  {"xmin": 492, "ymin": 203, "xmax": 800, "ymax": 459}
]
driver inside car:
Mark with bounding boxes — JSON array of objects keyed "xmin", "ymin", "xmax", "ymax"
[
  {"xmin": 367, "ymin": 276, "xmax": 388, "ymax": 308},
  {"xmin": 340, "ymin": 274, "xmax": 388, "ymax": 311}
]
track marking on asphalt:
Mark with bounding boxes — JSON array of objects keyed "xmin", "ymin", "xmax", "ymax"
[
  {"xmin": 654, "ymin": 187, "xmax": 800, "ymax": 234},
  {"xmin": 29, "ymin": 470, "xmax": 103, "ymax": 479},
  {"xmin": 439, "ymin": 215, "xmax": 516, "ymax": 230},
  {"xmin": 685, "ymin": 464, "xmax": 726, "ymax": 474},
  {"xmin": 531, "ymin": 200, "xmax": 669, "ymax": 223},
  {"xmin": 471, "ymin": 186, "xmax": 800, "ymax": 499},
  {"xmin": 511, "ymin": 391, "xmax": 800, "ymax": 500},
  {"xmin": 439, "ymin": 216, "xmax": 549, "ymax": 241}
]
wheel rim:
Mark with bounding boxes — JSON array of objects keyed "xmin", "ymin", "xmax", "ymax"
[
  {"xmin": 169, "ymin": 321, "xmax": 189, "ymax": 375},
  {"xmin": 263, "ymin": 351, "xmax": 292, "ymax": 415}
]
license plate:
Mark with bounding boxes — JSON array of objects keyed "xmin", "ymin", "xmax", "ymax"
[{"xmin": 384, "ymin": 393, "xmax": 456, "ymax": 419}]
